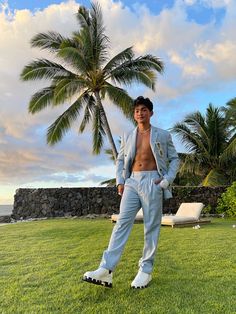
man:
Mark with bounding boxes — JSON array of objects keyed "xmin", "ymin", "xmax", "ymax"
[{"xmin": 83, "ymin": 96, "xmax": 179, "ymax": 288}]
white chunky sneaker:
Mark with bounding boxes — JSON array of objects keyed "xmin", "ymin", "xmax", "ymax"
[
  {"xmin": 131, "ymin": 270, "xmax": 152, "ymax": 289},
  {"xmin": 83, "ymin": 267, "xmax": 112, "ymax": 288}
]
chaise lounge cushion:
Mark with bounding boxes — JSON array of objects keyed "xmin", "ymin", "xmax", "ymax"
[
  {"xmin": 161, "ymin": 215, "xmax": 198, "ymax": 224},
  {"xmin": 161, "ymin": 202, "xmax": 204, "ymax": 226}
]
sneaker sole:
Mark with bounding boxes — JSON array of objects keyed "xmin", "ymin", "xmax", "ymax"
[
  {"xmin": 131, "ymin": 284, "xmax": 148, "ymax": 289},
  {"xmin": 131, "ymin": 280, "xmax": 151, "ymax": 289},
  {"xmin": 82, "ymin": 276, "xmax": 112, "ymax": 288}
]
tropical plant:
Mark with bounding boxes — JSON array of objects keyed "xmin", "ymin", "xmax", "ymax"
[
  {"xmin": 173, "ymin": 154, "xmax": 202, "ymax": 186},
  {"xmin": 216, "ymin": 181, "xmax": 236, "ymax": 217},
  {"xmin": 20, "ymin": 2, "xmax": 164, "ymax": 160},
  {"xmin": 172, "ymin": 102, "xmax": 236, "ymax": 186}
]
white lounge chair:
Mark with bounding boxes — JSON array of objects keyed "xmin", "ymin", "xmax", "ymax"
[{"xmin": 161, "ymin": 202, "xmax": 210, "ymax": 228}]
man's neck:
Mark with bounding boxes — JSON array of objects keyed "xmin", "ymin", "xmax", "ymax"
[{"xmin": 137, "ymin": 123, "xmax": 151, "ymax": 133}]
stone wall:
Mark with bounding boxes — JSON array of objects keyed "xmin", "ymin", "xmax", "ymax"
[
  {"xmin": 12, "ymin": 186, "xmax": 227, "ymax": 220},
  {"xmin": 12, "ymin": 187, "xmax": 120, "ymax": 220}
]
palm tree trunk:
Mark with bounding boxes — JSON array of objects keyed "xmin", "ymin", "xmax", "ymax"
[{"xmin": 94, "ymin": 91, "xmax": 118, "ymax": 160}]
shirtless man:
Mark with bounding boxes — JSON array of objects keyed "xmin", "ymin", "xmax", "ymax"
[{"xmin": 83, "ymin": 96, "xmax": 179, "ymax": 289}]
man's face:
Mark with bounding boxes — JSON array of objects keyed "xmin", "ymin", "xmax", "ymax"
[{"xmin": 134, "ymin": 104, "xmax": 153, "ymax": 124}]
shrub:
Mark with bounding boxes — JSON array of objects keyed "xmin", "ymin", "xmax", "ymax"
[
  {"xmin": 216, "ymin": 181, "xmax": 236, "ymax": 217},
  {"xmin": 202, "ymin": 204, "xmax": 213, "ymax": 215}
]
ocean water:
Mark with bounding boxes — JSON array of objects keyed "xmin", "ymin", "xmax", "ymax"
[{"xmin": 0, "ymin": 205, "xmax": 13, "ymax": 216}]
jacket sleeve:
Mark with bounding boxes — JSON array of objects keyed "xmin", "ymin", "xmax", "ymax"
[
  {"xmin": 163, "ymin": 133, "xmax": 180, "ymax": 184},
  {"xmin": 116, "ymin": 133, "xmax": 125, "ymax": 186}
]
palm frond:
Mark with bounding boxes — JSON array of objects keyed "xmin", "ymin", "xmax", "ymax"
[
  {"xmin": 202, "ymin": 169, "xmax": 228, "ymax": 186},
  {"xmin": 219, "ymin": 136, "xmax": 236, "ymax": 164},
  {"xmin": 20, "ymin": 59, "xmax": 74, "ymax": 81},
  {"xmin": 79, "ymin": 28, "xmax": 94, "ymax": 69},
  {"xmin": 183, "ymin": 111, "xmax": 209, "ymax": 154},
  {"xmin": 226, "ymin": 97, "xmax": 236, "ymax": 108},
  {"xmin": 92, "ymin": 105, "xmax": 106, "ymax": 154},
  {"xmin": 29, "ymin": 87, "xmax": 55, "ymax": 114},
  {"xmin": 127, "ymin": 55, "xmax": 164, "ymax": 72},
  {"xmin": 110, "ymin": 68, "xmax": 156, "ymax": 89},
  {"xmin": 47, "ymin": 95, "xmax": 85, "ymax": 145},
  {"xmin": 184, "ymin": 111, "xmax": 207, "ymax": 136},
  {"xmin": 173, "ymin": 153, "xmax": 204, "ymax": 185},
  {"xmin": 57, "ymin": 46, "xmax": 88, "ymax": 73},
  {"xmin": 104, "ymin": 137, "xmax": 121, "ymax": 162},
  {"xmin": 171, "ymin": 122, "xmax": 207, "ymax": 153},
  {"xmin": 79, "ymin": 94, "xmax": 96, "ymax": 132},
  {"xmin": 53, "ymin": 77, "xmax": 87, "ymax": 105},
  {"xmin": 132, "ymin": 55, "xmax": 164, "ymax": 72},
  {"xmin": 103, "ymin": 47, "xmax": 134, "ymax": 73},
  {"xmin": 100, "ymin": 178, "xmax": 116, "ymax": 186},
  {"xmin": 76, "ymin": 5, "xmax": 91, "ymax": 28},
  {"xmin": 103, "ymin": 83, "xmax": 134, "ymax": 121},
  {"xmin": 108, "ymin": 55, "xmax": 163, "ymax": 89},
  {"xmin": 104, "ymin": 148, "xmax": 115, "ymax": 161},
  {"xmin": 30, "ymin": 31, "xmax": 66, "ymax": 52},
  {"xmin": 71, "ymin": 32, "xmax": 83, "ymax": 47},
  {"xmin": 178, "ymin": 153, "xmax": 204, "ymax": 176},
  {"xmin": 224, "ymin": 97, "xmax": 236, "ymax": 133}
]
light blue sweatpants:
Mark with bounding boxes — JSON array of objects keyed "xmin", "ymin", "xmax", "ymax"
[{"xmin": 100, "ymin": 171, "xmax": 163, "ymax": 274}]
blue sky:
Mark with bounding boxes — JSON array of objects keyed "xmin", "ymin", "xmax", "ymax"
[
  {"xmin": 5, "ymin": 0, "xmax": 227, "ymax": 24},
  {"xmin": 6, "ymin": 0, "xmax": 171, "ymax": 12},
  {"xmin": 0, "ymin": 0, "xmax": 235, "ymax": 204}
]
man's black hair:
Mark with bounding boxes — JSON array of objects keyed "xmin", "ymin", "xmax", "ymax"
[{"xmin": 133, "ymin": 96, "xmax": 153, "ymax": 112}]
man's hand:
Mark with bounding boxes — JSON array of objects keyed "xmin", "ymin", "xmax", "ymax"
[
  {"xmin": 159, "ymin": 178, "xmax": 169, "ymax": 189},
  {"xmin": 154, "ymin": 178, "xmax": 162, "ymax": 185},
  {"xmin": 154, "ymin": 178, "xmax": 169, "ymax": 189},
  {"xmin": 117, "ymin": 184, "xmax": 124, "ymax": 196}
]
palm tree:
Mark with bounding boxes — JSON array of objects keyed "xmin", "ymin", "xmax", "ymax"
[
  {"xmin": 20, "ymin": 2, "xmax": 164, "ymax": 160},
  {"xmin": 172, "ymin": 103, "xmax": 236, "ymax": 186}
]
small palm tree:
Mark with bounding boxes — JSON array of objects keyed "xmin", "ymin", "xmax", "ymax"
[
  {"xmin": 172, "ymin": 103, "xmax": 236, "ymax": 186},
  {"xmin": 20, "ymin": 2, "xmax": 164, "ymax": 160}
]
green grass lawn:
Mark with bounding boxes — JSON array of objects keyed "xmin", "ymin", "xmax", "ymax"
[{"xmin": 0, "ymin": 218, "xmax": 235, "ymax": 314}]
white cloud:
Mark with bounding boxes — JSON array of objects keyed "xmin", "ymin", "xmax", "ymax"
[
  {"xmin": 201, "ymin": 0, "xmax": 231, "ymax": 8},
  {"xmin": 168, "ymin": 51, "xmax": 206, "ymax": 77},
  {"xmin": 183, "ymin": 0, "xmax": 231, "ymax": 8},
  {"xmin": 196, "ymin": 40, "xmax": 236, "ymax": 79},
  {"xmin": 196, "ymin": 40, "xmax": 235, "ymax": 63}
]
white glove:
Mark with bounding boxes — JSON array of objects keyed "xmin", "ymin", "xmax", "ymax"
[{"xmin": 159, "ymin": 178, "xmax": 169, "ymax": 189}]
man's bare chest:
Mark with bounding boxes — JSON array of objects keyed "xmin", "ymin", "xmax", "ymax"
[{"xmin": 135, "ymin": 133, "xmax": 153, "ymax": 157}]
